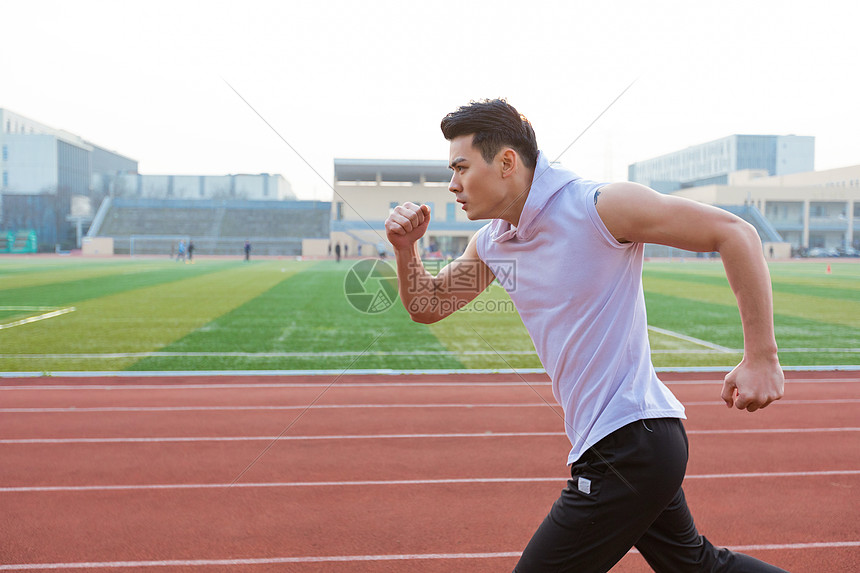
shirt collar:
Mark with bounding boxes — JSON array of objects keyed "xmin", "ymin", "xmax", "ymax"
[{"xmin": 492, "ymin": 150, "xmax": 580, "ymax": 242}]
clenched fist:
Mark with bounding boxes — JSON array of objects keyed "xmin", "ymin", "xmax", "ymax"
[{"xmin": 385, "ymin": 202, "xmax": 431, "ymax": 250}]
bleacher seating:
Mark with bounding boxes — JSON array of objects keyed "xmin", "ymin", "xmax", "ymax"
[{"xmin": 90, "ymin": 198, "xmax": 330, "ymax": 256}]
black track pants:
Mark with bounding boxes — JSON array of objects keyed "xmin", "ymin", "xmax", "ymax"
[{"xmin": 514, "ymin": 418, "xmax": 787, "ymax": 572}]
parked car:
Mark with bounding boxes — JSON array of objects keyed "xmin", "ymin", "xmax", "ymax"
[{"xmin": 807, "ymin": 247, "xmax": 840, "ymax": 257}]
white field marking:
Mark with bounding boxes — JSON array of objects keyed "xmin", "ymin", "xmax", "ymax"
[
  {"xmin": 0, "ymin": 307, "xmax": 75, "ymax": 331},
  {"xmin": 2, "ymin": 365, "xmax": 859, "ymax": 380},
  {"xmin": 0, "ymin": 368, "xmax": 552, "ymax": 379},
  {"xmin": 3, "ymin": 348, "xmax": 857, "ymax": 360},
  {"xmin": 1, "ymin": 399, "xmax": 857, "ymax": 414},
  {"xmin": 2, "ymin": 428, "xmax": 857, "ymax": 445},
  {"xmin": 656, "ymin": 348, "xmax": 860, "ymax": 354},
  {"xmin": 777, "ymin": 348, "xmax": 860, "ymax": 353},
  {"xmin": 646, "ymin": 325, "xmax": 735, "ymax": 353},
  {"xmin": 1, "ymin": 543, "xmax": 859, "ymax": 570},
  {"xmin": 0, "ymin": 378, "xmax": 856, "ymax": 391},
  {"xmin": 0, "ymin": 381, "xmax": 554, "ymax": 391},
  {"xmin": 2, "ymin": 374, "xmax": 858, "ymax": 391},
  {"xmin": 1, "ymin": 471, "xmax": 858, "ymax": 494},
  {"xmin": 0, "ymin": 350, "xmax": 539, "ymax": 359}
]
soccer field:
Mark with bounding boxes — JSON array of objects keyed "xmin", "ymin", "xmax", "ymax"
[{"xmin": 0, "ymin": 256, "xmax": 857, "ymax": 373}]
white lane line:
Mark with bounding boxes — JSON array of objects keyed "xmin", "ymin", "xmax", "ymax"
[
  {"xmin": 1, "ymin": 471, "xmax": 857, "ymax": 493},
  {"xmin": 0, "ymin": 432, "xmax": 564, "ymax": 444},
  {"xmin": 1, "ymin": 427, "xmax": 857, "ymax": 445},
  {"xmin": 0, "ymin": 307, "xmax": 75, "ymax": 331},
  {"xmin": 685, "ymin": 427, "xmax": 860, "ymax": 435},
  {"xmin": 0, "ymin": 381, "xmax": 553, "ymax": 391},
  {"xmin": 1, "ymin": 398, "xmax": 857, "ymax": 413},
  {"xmin": 720, "ymin": 541, "xmax": 860, "ymax": 551},
  {"xmin": 1, "ymin": 542, "xmax": 859, "ymax": 569},
  {"xmin": 2, "ymin": 542, "xmax": 857, "ymax": 570},
  {"xmin": 684, "ymin": 471, "xmax": 860, "ymax": 480},
  {"xmin": 0, "ymin": 478, "xmax": 557, "ymax": 493},
  {"xmin": 0, "ymin": 553, "xmax": 525, "ymax": 570},
  {"xmin": 682, "ymin": 399, "xmax": 860, "ymax": 406}
]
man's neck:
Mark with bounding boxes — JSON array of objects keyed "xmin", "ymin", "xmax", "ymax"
[{"xmin": 498, "ymin": 168, "xmax": 535, "ymax": 227}]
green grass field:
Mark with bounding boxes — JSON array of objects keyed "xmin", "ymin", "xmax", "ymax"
[{"xmin": 0, "ymin": 256, "xmax": 857, "ymax": 372}]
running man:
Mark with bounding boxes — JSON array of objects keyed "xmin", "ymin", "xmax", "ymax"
[{"xmin": 384, "ymin": 99, "xmax": 786, "ymax": 572}]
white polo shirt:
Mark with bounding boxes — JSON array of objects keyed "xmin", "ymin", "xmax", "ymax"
[{"xmin": 475, "ymin": 151, "xmax": 685, "ymax": 464}]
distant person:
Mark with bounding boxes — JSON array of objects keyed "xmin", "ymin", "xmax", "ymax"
[
  {"xmin": 244, "ymin": 240, "xmax": 251, "ymax": 262},
  {"xmin": 334, "ymin": 243, "xmax": 341, "ymax": 262},
  {"xmin": 187, "ymin": 240, "xmax": 195, "ymax": 263},
  {"xmin": 344, "ymin": 244, "xmax": 349, "ymax": 258},
  {"xmin": 177, "ymin": 240, "xmax": 186, "ymax": 263},
  {"xmin": 357, "ymin": 244, "xmax": 362, "ymax": 257},
  {"xmin": 385, "ymin": 99, "xmax": 786, "ymax": 572},
  {"xmin": 328, "ymin": 243, "xmax": 332, "ymax": 258},
  {"xmin": 377, "ymin": 241, "xmax": 387, "ymax": 259}
]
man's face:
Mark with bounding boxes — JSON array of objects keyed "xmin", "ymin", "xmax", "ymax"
[{"xmin": 448, "ymin": 134, "xmax": 507, "ymax": 221}]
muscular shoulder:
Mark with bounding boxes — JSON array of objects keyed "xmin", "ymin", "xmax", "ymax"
[
  {"xmin": 592, "ymin": 182, "xmax": 662, "ymax": 242},
  {"xmin": 595, "ymin": 182, "xmax": 653, "ymax": 204}
]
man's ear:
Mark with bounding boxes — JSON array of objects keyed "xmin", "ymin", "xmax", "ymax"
[{"xmin": 499, "ymin": 148, "xmax": 518, "ymax": 178}]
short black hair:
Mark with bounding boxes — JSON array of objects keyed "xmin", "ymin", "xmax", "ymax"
[{"xmin": 440, "ymin": 99, "xmax": 538, "ymax": 169}]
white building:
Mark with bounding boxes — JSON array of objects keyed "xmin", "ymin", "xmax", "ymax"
[
  {"xmin": 629, "ymin": 134, "xmax": 815, "ymax": 193},
  {"xmin": 1, "ymin": 108, "xmax": 137, "ymax": 249},
  {"xmin": 673, "ymin": 166, "xmax": 860, "ymax": 252}
]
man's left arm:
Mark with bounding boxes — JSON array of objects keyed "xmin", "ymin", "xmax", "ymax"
[{"xmin": 595, "ymin": 182, "xmax": 784, "ymax": 412}]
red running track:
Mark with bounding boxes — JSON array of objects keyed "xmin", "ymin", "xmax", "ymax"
[{"xmin": 0, "ymin": 370, "xmax": 858, "ymax": 572}]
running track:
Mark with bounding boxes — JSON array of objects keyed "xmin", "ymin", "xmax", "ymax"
[{"xmin": 1, "ymin": 371, "xmax": 858, "ymax": 572}]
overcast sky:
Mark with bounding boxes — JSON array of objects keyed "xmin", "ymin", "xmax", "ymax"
[{"xmin": 2, "ymin": 0, "xmax": 858, "ymax": 200}]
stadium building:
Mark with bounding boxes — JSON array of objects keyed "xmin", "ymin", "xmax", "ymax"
[
  {"xmin": 672, "ymin": 166, "xmax": 860, "ymax": 254},
  {"xmin": 1, "ymin": 108, "xmax": 319, "ymax": 255},
  {"xmin": 87, "ymin": 197, "xmax": 330, "ymax": 257},
  {"xmin": 330, "ymin": 158, "xmax": 484, "ymax": 258},
  {"xmin": 0, "ymin": 108, "xmax": 137, "ymax": 250},
  {"xmin": 332, "ymin": 143, "xmax": 857, "ymax": 260},
  {"xmin": 628, "ymin": 133, "xmax": 860, "ymax": 255}
]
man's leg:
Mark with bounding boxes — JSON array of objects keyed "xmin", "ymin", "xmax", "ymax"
[
  {"xmin": 634, "ymin": 487, "xmax": 788, "ymax": 572},
  {"xmin": 513, "ymin": 418, "xmax": 689, "ymax": 573}
]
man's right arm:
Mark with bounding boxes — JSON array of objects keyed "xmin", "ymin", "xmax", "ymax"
[{"xmin": 385, "ymin": 202, "xmax": 495, "ymax": 324}]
